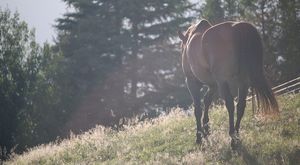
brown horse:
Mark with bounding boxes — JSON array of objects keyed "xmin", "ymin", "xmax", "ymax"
[{"xmin": 178, "ymin": 19, "xmax": 278, "ymax": 148}]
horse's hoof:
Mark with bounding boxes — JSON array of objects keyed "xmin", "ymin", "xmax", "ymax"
[
  {"xmin": 203, "ymin": 125, "xmax": 210, "ymax": 137},
  {"xmin": 231, "ymin": 139, "xmax": 237, "ymax": 150},
  {"xmin": 230, "ymin": 131, "xmax": 240, "ymax": 140},
  {"xmin": 203, "ymin": 132, "xmax": 209, "ymax": 138},
  {"xmin": 231, "ymin": 138, "xmax": 241, "ymax": 150},
  {"xmin": 196, "ymin": 132, "xmax": 202, "ymax": 144},
  {"xmin": 196, "ymin": 138, "xmax": 202, "ymax": 144}
]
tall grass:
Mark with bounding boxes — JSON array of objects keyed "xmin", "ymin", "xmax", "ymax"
[{"xmin": 7, "ymin": 94, "xmax": 300, "ymax": 164}]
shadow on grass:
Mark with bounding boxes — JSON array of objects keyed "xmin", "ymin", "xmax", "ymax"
[
  {"xmin": 235, "ymin": 141, "xmax": 260, "ymax": 165},
  {"xmin": 202, "ymin": 136, "xmax": 260, "ymax": 164}
]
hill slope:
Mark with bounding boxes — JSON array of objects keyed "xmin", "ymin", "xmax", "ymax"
[{"xmin": 7, "ymin": 94, "xmax": 300, "ymax": 164}]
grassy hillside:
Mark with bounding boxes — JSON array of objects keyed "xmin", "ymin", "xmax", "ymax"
[{"xmin": 7, "ymin": 94, "xmax": 300, "ymax": 165}]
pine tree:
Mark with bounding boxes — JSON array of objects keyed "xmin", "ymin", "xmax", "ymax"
[
  {"xmin": 118, "ymin": 0, "xmax": 193, "ymax": 107},
  {"xmin": 55, "ymin": 0, "xmax": 127, "ymax": 131},
  {"xmin": 201, "ymin": 0, "xmax": 225, "ymax": 23},
  {"xmin": 236, "ymin": 0, "xmax": 299, "ymax": 83},
  {"xmin": 55, "ymin": 0, "xmax": 194, "ymax": 132},
  {"xmin": 277, "ymin": 0, "xmax": 300, "ymax": 81},
  {"xmin": 223, "ymin": 0, "xmax": 238, "ymax": 20}
]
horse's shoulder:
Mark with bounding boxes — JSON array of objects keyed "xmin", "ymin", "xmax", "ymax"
[
  {"xmin": 194, "ymin": 19, "xmax": 211, "ymax": 32},
  {"xmin": 187, "ymin": 33, "xmax": 202, "ymax": 49},
  {"xmin": 186, "ymin": 19, "xmax": 212, "ymax": 36}
]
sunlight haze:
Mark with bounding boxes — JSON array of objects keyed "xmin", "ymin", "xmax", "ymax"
[{"xmin": 0, "ymin": 0, "xmax": 67, "ymax": 44}]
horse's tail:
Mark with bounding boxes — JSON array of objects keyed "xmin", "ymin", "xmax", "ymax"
[{"xmin": 233, "ymin": 22, "xmax": 279, "ymax": 114}]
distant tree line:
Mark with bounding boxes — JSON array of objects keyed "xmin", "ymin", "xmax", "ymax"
[
  {"xmin": 202, "ymin": 0, "xmax": 300, "ymax": 82},
  {"xmin": 0, "ymin": 0, "xmax": 299, "ymax": 160}
]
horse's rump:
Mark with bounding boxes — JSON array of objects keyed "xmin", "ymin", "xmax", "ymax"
[
  {"xmin": 232, "ymin": 22, "xmax": 279, "ymax": 113},
  {"xmin": 199, "ymin": 21, "xmax": 278, "ymax": 112}
]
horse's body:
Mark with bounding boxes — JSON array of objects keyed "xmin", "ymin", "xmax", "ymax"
[{"xmin": 178, "ymin": 20, "xmax": 278, "ymax": 148}]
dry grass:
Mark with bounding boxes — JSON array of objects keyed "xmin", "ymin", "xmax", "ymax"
[{"xmin": 7, "ymin": 94, "xmax": 300, "ymax": 165}]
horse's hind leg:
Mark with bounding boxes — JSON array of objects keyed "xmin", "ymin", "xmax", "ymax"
[
  {"xmin": 186, "ymin": 77, "xmax": 203, "ymax": 144},
  {"xmin": 219, "ymin": 82, "xmax": 236, "ymax": 149},
  {"xmin": 220, "ymin": 83, "xmax": 235, "ymax": 136},
  {"xmin": 203, "ymin": 87, "xmax": 215, "ymax": 137},
  {"xmin": 235, "ymin": 85, "xmax": 248, "ymax": 135}
]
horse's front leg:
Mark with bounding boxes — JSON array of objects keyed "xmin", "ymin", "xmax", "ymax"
[{"xmin": 186, "ymin": 77, "xmax": 203, "ymax": 144}]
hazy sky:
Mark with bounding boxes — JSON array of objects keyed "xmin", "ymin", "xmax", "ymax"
[
  {"xmin": 0, "ymin": 0, "xmax": 201, "ymax": 44},
  {"xmin": 0, "ymin": 0, "xmax": 68, "ymax": 44}
]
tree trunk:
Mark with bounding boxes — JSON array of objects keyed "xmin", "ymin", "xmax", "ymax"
[{"xmin": 130, "ymin": 22, "xmax": 139, "ymax": 100}]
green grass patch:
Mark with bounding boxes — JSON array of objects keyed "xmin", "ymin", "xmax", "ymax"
[{"xmin": 7, "ymin": 94, "xmax": 300, "ymax": 164}]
